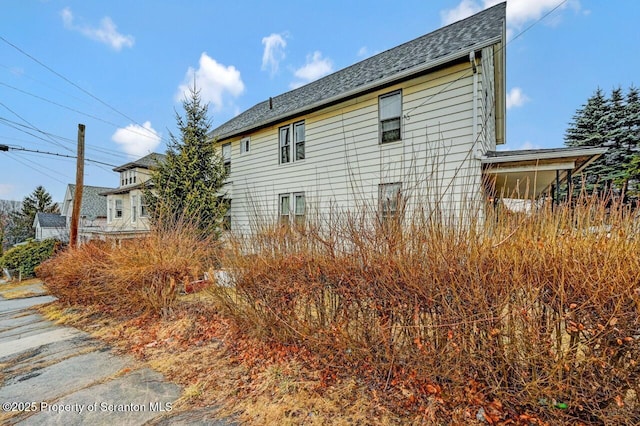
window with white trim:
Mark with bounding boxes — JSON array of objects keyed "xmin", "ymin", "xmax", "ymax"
[
  {"xmin": 131, "ymin": 195, "xmax": 137, "ymax": 222},
  {"xmin": 279, "ymin": 192, "xmax": 305, "ymax": 225},
  {"xmin": 222, "ymin": 143, "xmax": 231, "ymax": 175},
  {"xmin": 140, "ymin": 195, "xmax": 148, "ymax": 217},
  {"xmin": 379, "ymin": 183, "xmax": 403, "ymax": 220},
  {"xmin": 115, "ymin": 199, "xmax": 123, "ymax": 218},
  {"xmin": 240, "ymin": 137, "xmax": 250, "ymax": 154},
  {"xmin": 379, "ymin": 90, "xmax": 402, "ymax": 143},
  {"xmin": 279, "ymin": 121, "xmax": 305, "ymax": 164}
]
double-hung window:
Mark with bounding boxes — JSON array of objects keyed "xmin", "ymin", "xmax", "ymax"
[
  {"xmin": 140, "ymin": 195, "xmax": 148, "ymax": 217},
  {"xmin": 279, "ymin": 192, "xmax": 305, "ymax": 225},
  {"xmin": 379, "ymin": 90, "xmax": 402, "ymax": 143},
  {"xmin": 222, "ymin": 143, "xmax": 231, "ymax": 175},
  {"xmin": 279, "ymin": 121, "xmax": 305, "ymax": 164},
  {"xmin": 379, "ymin": 183, "xmax": 403, "ymax": 220},
  {"xmin": 131, "ymin": 195, "xmax": 137, "ymax": 223},
  {"xmin": 115, "ymin": 199, "xmax": 123, "ymax": 218}
]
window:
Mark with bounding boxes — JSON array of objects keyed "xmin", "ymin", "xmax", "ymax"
[
  {"xmin": 379, "ymin": 183, "xmax": 403, "ymax": 220},
  {"xmin": 108, "ymin": 200, "xmax": 113, "ymax": 223},
  {"xmin": 140, "ymin": 195, "xmax": 148, "ymax": 217},
  {"xmin": 279, "ymin": 121, "xmax": 305, "ymax": 164},
  {"xmin": 294, "ymin": 122, "xmax": 305, "ymax": 160},
  {"xmin": 279, "ymin": 192, "xmax": 305, "ymax": 225},
  {"xmin": 240, "ymin": 137, "xmax": 250, "ymax": 154},
  {"xmin": 221, "ymin": 198, "xmax": 231, "ymax": 231},
  {"xmin": 222, "ymin": 143, "xmax": 231, "ymax": 175},
  {"xmin": 131, "ymin": 195, "xmax": 137, "ymax": 222},
  {"xmin": 294, "ymin": 192, "xmax": 305, "ymax": 225},
  {"xmin": 115, "ymin": 199, "xmax": 123, "ymax": 218},
  {"xmin": 279, "ymin": 194, "xmax": 290, "ymax": 223},
  {"xmin": 379, "ymin": 91, "xmax": 402, "ymax": 143}
]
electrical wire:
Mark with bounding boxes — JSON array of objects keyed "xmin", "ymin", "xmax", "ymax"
[{"xmin": 0, "ymin": 35, "xmax": 166, "ymax": 143}]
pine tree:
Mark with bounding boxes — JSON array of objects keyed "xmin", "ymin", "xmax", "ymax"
[
  {"xmin": 7, "ymin": 186, "xmax": 59, "ymax": 243},
  {"xmin": 564, "ymin": 86, "xmax": 640, "ymax": 200},
  {"xmin": 145, "ymin": 84, "xmax": 228, "ymax": 237}
]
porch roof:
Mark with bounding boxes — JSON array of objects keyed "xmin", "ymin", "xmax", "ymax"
[{"xmin": 482, "ymin": 147, "xmax": 607, "ymax": 199}]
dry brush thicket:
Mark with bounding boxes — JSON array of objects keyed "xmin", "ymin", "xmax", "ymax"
[{"xmin": 39, "ymin": 194, "xmax": 640, "ymax": 424}]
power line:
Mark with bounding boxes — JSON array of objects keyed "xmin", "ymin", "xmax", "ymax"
[
  {"xmin": 404, "ymin": 0, "xmax": 570, "ymax": 118},
  {"xmin": 0, "ymin": 35, "xmax": 164, "ymax": 143},
  {"xmin": 1, "ymin": 144, "xmax": 118, "ymax": 167},
  {"xmin": 0, "ymin": 102, "xmax": 74, "ymax": 152},
  {"xmin": 0, "ymin": 81, "xmax": 168, "ymax": 145}
]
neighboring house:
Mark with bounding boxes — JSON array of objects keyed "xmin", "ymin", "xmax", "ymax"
[
  {"xmin": 101, "ymin": 153, "xmax": 166, "ymax": 240},
  {"xmin": 210, "ymin": 3, "xmax": 603, "ymax": 233},
  {"xmin": 33, "ymin": 212, "xmax": 67, "ymax": 241},
  {"xmin": 61, "ymin": 184, "xmax": 112, "ymax": 243}
]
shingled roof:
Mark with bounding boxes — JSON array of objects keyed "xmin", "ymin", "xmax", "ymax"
[
  {"xmin": 34, "ymin": 212, "xmax": 66, "ymax": 229},
  {"xmin": 211, "ymin": 2, "xmax": 505, "ymax": 141},
  {"xmin": 65, "ymin": 184, "xmax": 112, "ymax": 219},
  {"xmin": 113, "ymin": 152, "xmax": 166, "ymax": 172}
]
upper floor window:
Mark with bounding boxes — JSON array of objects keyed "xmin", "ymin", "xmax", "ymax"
[
  {"xmin": 379, "ymin": 91, "xmax": 402, "ymax": 143},
  {"xmin": 279, "ymin": 121, "xmax": 305, "ymax": 164},
  {"xmin": 240, "ymin": 137, "xmax": 250, "ymax": 154},
  {"xmin": 222, "ymin": 143, "xmax": 231, "ymax": 175},
  {"xmin": 115, "ymin": 199, "xmax": 123, "ymax": 218}
]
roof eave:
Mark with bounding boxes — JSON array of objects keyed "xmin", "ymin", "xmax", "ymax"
[
  {"xmin": 481, "ymin": 147, "xmax": 608, "ymax": 165},
  {"xmin": 216, "ymin": 36, "xmax": 502, "ymax": 142}
]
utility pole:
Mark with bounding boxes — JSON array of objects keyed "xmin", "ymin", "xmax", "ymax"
[{"xmin": 69, "ymin": 124, "xmax": 85, "ymax": 247}]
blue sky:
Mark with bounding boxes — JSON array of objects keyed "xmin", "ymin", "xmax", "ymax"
[{"xmin": 1, "ymin": 0, "xmax": 638, "ymax": 203}]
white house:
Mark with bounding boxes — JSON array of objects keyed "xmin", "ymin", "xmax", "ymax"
[
  {"xmin": 33, "ymin": 212, "xmax": 67, "ymax": 241},
  {"xmin": 60, "ymin": 184, "xmax": 112, "ymax": 242},
  {"xmin": 210, "ymin": 3, "xmax": 603, "ymax": 232},
  {"xmin": 101, "ymin": 153, "xmax": 165, "ymax": 240}
]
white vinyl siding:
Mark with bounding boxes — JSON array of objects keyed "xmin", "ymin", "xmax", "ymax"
[{"xmin": 217, "ymin": 61, "xmax": 490, "ymax": 233}]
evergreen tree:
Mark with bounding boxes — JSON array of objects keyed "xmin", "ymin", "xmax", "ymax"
[
  {"xmin": 564, "ymin": 86, "xmax": 640, "ymax": 200},
  {"xmin": 7, "ymin": 186, "xmax": 59, "ymax": 243},
  {"xmin": 145, "ymin": 84, "xmax": 228, "ymax": 237}
]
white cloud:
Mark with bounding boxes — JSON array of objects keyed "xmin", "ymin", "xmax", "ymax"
[
  {"xmin": 175, "ymin": 52, "xmax": 245, "ymax": 111},
  {"xmin": 0, "ymin": 184, "xmax": 15, "ymax": 197},
  {"xmin": 440, "ymin": 0, "xmax": 482, "ymax": 25},
  {"xmin": 112, "ymin": 121, "xmax": 161, "ymax": 158},
  {"xmin": 290, "ymin": 51, "xmax": 333, "ymax": 89},
  {"xmin": 261, "ymin": 33, "xmax": 287, "ymax": 76},
  {"xmin": 518, "ymin": 141, "xmax": 542, "ymax": 150},
  {"xmin": 61, "ymin": 7, "xmax": 134, "ymax": 51},
  {"xmin": 357, "ymin": 46, "xmax": 369, "ymax": 57},
  {"xmin": 441, "ymin": 0, "xmax": 581, "ymax": 29},
  {"xmin": 506, "ymin": 87, "xmax": 529, "ymax": 109}
]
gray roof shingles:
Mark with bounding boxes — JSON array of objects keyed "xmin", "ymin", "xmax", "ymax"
[
  {"xmin": 35, "ymin": 212, "xmax": 66, "ymax": 228},
  {"xmin": 113, "ymin": 153, "xmax": 166, "ymax": 172},
  {"xmin": 211, "ymin": 2, "xmax": 505, "ymax": 140},
  {"xmin": 67, "ymin": 184, "xmax": 112, "ymax": 218}
]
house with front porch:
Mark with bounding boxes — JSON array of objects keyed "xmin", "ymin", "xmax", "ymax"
[{"xmin": 210, "ymin": 3, "xmax": 604, "ymax": 232}]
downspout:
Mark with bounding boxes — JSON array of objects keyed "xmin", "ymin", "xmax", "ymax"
[{"xmin": 470, "ymin": 51, "xmax": 480, "ymax": 159}]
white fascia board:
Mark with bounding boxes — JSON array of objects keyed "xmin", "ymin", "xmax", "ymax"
[{"xmin": 481, "ymin": 147, "xmax": 607, "ymax": 164}]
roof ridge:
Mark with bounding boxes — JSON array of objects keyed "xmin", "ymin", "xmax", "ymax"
[{"xmin": 211, "ymin": 2, "xmax": 506, "ymax": 140}]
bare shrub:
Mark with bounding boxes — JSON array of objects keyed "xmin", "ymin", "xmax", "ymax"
[
  {"xmin": 213, "ymin": 194, "xmax": 640, "ymax": 424},
  {"xmin": 38, "ymin": 217, "xmax": 218, "ymax": 316}
]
